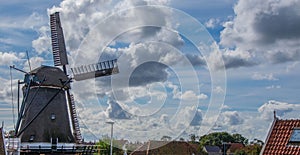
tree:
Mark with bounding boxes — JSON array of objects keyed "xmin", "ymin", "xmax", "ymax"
[
  {"xmin": 250, "ymin": 138, "xmax": 264, "ymax": 146},
  {"xmin": 199, "ymin": 132, "xmax": 235, "ymax": 148},
  {"xmin": 96, "ymin": 140, "xmax": 110, "ymax": 155},
  {"xmin": 95, "ymin": 139, "xmax": 125, "ymax": 155},
  {"xmin": 234, "ymin": 149, "xmax": 246, "ymax": 155},
  {"xmin": 234, "ymin": 143, "xmax": 262, "ymax": 155},
  {"xmin": 232, "ymin": 133, "xmax": 248, "ymax": 145},
  {"xmin": 189, "ymin": 134, "xmax": 199, "ymax": 143}
]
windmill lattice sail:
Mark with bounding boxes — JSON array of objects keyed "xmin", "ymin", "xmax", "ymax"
[
  {"xmin": 50, "ymin": 12, "xmax": 68, "ymax": 66},
  {"xmin": 71, "ymin": 59, "xmax": 119, "ymax": 81}
]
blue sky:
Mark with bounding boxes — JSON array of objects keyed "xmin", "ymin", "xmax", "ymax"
[{"xmin": 1, "ymin": 0, "xmax": 300, "ymax": 143}]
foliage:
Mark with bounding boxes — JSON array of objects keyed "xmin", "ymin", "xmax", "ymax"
[
  {"xmin": 199, "ymin": 132, "xmax": 236, "ymax": 148},
  {"xmin": 198, "ymin": 132, "xmax": 253, "ymax": 154},
  {"xmin": 234, "ymin": 143, "xmax": 262, "ymax": 155},
  {"xmin": 189, "ymin": 134, "xmax": 199, "ymax": 143},
  {"xmin": 197, "ymin": 132, "xmax": 263, "ymax": 155},
  {"xmin": 95, "ymin": 139, "xmax": 126, "ymax": 155},
  {"xmin": 234, "ymin": 139, "xmax": 264, "ymax": 155},
  {"xmin": 95, "ymin": 140, "xmax": 110, "ymax": 155},
  {"xmin": 232, "ymin": 133, "xmax": 248, "ymax": 145}
]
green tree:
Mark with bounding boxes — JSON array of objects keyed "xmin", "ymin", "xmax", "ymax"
[
  {"xmin": 95, "ymin": 139, "xmax": 125, "ymax": 155},
  {"xmin": 234, "ymin": 143, "xmax": 262, "ymax": 155},
  {"xmin": 233, "ymin": 138, "xmax": 264, "ymax": 155},
  {"xmin": 234, "ymin": 149, "xmax": 246, "ymax": 155},
  {"xmin": 199, "ymin": 132, "xmax": 235, "ymax": 148},
  {"xmin": 198, "ymin": 132, "xmax": 263, "ymax": 155},
  {"xmin": 189, "ymin": 134, "xmax": 199, "ymax": 143},
  {"xmin": 96, "ymin": 140, "xmax": 109, "ymax": 155},
  {"xmin": 232, "ymin": 133, "xmax": 248, "ymax": 145}
]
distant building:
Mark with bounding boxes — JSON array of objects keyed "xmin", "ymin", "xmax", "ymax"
[
  {"xmin": 260, "ymin": 113, "xmax": 300, "ymax": 154},
  {"xmin": 203, "ymin": 145, "xmax": 222, "ymax": 155},
  {"xmin": 130, "ymin": 140, "xmax": 201, "ymax": 155},
  {"xmin": 226, "ymin": 143, "xmax": 244, "ymax": 155}
]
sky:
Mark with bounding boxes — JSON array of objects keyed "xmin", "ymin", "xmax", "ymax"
[{"xmin": 1, "ymin": 0, "xmax": 300, "ymax": 145}]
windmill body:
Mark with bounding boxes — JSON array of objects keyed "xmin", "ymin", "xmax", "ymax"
[
  {"xmin": 8, "ymin": 12, "xmax": 119, "ymax": 154},
  {"xmin": 18, "ymin": 66, "xmax": 74, "ymax": 143}
]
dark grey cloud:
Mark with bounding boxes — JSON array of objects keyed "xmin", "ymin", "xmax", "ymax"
[
  {"xmin": 129, "ymin": 61, "xmax": 168, "ymax": 86},
  {"xmin": 254, "ymin": 6, "xmax": 300, "ymax": 44},
  {"xmin": 114, "ymin": 26, "xmax": 162, "ymax": 44},
  {"xmin": 223, "ymin": 55, "xmax": 257, "ymax": 69},
  {"xmin": 267, "ymin": 50, "xmax": 300, "ymax": 64},
  {"xmin": 222, "ymin": 111, "xmax": 244, "ymax": 126},
  {"xmin": 185, "ymin": 54, "xmax": 206, "ymax": 67}
]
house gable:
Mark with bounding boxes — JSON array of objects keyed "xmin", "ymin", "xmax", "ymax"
[{"xmin": 261, "ymin": 118, "xmax": 300, "ymax": 154}]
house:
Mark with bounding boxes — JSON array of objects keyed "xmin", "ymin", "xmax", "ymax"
[
  {"xmin": 203, "ymin": 145, "xmax": 222, "ymax": 155},
  {"xmin": 130, "ymin": 140, "xmax": 201, "ymax": 155},
  {"xmin": 226, "ymin": 143, "xmax": 244, "ymax": 155},
  {"xmin": 260, "ymin": 112, "xmax": 300, "ymax": 154}
]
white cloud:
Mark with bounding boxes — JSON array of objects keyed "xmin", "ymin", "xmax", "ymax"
[
  {"xmin": 205, "ymin": 18, "xmax": 220, "ymax": 28},
  {"xmin": 46, "ymin": 0, "xmax": 174, "ymax": 55},
  {"xmin": 265, "ymin": 85, "xmax": 281, "ymax": 89},
  {"xmin": 32, "ymin": 26, "xmax": 51, "ymax": 54},
  {"xmin": 286, "ymin": 62, "xmax": 299, "ymax": 73},
  {"xmin": 181, "ymin": 90, "xmax": 207, "ymax": 101},
  {"xmin": 0, "ymin": 77, "xmax": 19, "ymax": 106},
  {"xmin": 221, "ymin": 105, "xmax": 231, "ymax": 111},
  {"xmin": 213, "ymin": 86, "xmax": 224, "ymax": 94},
  {"xmin": 23, "ymin": 56, "xmax": 45, "ymax": 71},
  {"xmin": 0, "ymin": 52, "xmax": 20, "ymax": 66},
  {"xmin": 220, "ymin": 0, "xmax": 300, "ymax": 64},
  {"xmin": 23, "ymin": 12, "xmax": 47, "ymax": 29},
  {"xmin": 221, "ymin": 111, "xmax": 244, "ymax": 126},
  {"xmin": 251, "ymin": 72, "xmax": 278, "ymax": 81},
  {"xmin": 258, "ymin": 100, "xmax": 300, "ymax": 121},
  {"xmin": 209, "ymin": 99, "xmax": 300, "ymax": 141}
]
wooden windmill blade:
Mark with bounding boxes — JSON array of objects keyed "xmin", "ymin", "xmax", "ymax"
[
  {"xmin": 71, "ymin": 59, "xmax": 119, "ymax": 81},
  {"xmin": 50, "ymin": 12, "xmax": 68, "ymax": 66}
]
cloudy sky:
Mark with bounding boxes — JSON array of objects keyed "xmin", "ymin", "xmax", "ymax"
[{"xmin": 1, "ymin": 0, "xmax": 300, "ymax": 144}]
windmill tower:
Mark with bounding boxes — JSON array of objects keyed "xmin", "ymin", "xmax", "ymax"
[{"xmin": 13, "ymin": 12, "xmax": 119, "ymax": 153}]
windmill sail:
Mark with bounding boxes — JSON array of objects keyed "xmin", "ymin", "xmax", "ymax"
[
  {"xmin": 50, "ymin": 12, "xmax": 68, "ymax": 66},
  {"xmin": 71, "ymin": 59, "xmax": 119, "ymax": 81}
]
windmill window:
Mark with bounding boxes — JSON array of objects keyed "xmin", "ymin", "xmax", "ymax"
[
  {"xmin": 51, "ymin": 113, "xmax": 56, "ymax": 120},
  {"xmin": 29, "ymin": 135, "xmax": 35, "ymax": 141}
]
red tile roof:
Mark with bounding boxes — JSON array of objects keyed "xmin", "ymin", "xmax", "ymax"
[
  {"xmin": 130, "ymin": 141, "xmax": 201, "ymax": 155},
  {"xmin": 227, "ymin": 143, "xmax": 244, "ymax": 153},
  {"xmin": 261, "ymin": 118, "xmax": 300, "ymax": 155}
]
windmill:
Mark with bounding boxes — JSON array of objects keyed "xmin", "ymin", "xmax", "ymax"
[{"xmin": 12, "ymin": 12, "xmax": 119, "ymax": 154}]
